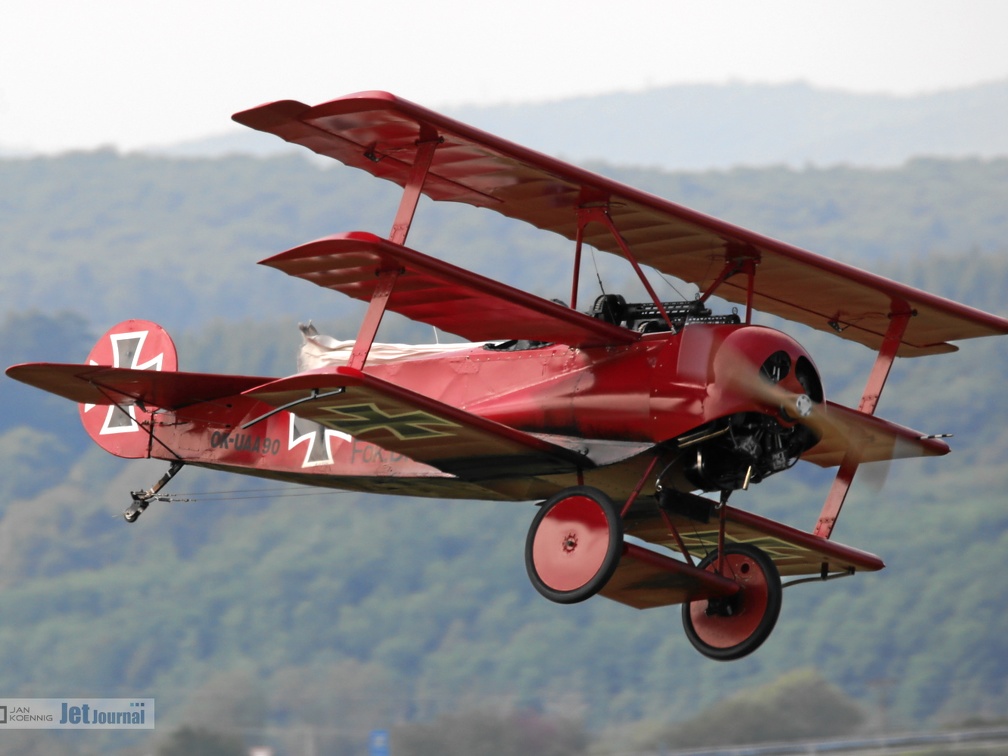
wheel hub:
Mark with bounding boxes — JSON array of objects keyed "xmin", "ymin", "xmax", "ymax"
[
  {"xmin": 525, "ymin": 486, "xmax": 624, "ymax": 604},
  {"xmin": 562, "ymin": 532, "xmax": 578, "ymax": 553},
  {"xmin": 705, "ymin": 595, "xmax": 739, "ymax": 617}
]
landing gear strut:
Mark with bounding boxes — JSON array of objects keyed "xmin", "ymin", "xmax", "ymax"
[
  {"xmin": 123, "ymin": 461, "xmax": 184, "ymax": 523},
  {"xmin": 524, "ymin": 476, "xmax": 786, "ymax": 661}
]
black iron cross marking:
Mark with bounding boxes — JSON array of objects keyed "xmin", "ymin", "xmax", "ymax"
[
  {"xmin": 289, "ymin": 414, "xmax": 350, "ymax": 467},
  {"xmin": 315, "ymin": 402, "xmax": 458, "ymax": 441},
  {"xmin": 92, "ymin": 330, "xmax": 164, "ymax": 435}
]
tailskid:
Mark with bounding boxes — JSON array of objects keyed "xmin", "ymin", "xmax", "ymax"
[{"xmin": 123, "ymin": 461, "xmax": 184, "ymax": 523}]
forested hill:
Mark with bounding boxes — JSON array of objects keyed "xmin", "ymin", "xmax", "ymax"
[
  {"xmin": 164, "ymin": 80, "xmax": 1008, "ymax": 171},
  {"xmin": 2, "ymin": 152, "xmax": 1006, "ymax": 332},
  {"xmin": 1, "ymin": 151, "xmax": 1008, "ymax": 754}
]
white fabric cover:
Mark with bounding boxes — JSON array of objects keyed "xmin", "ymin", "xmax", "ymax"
[{"xmin": 297, "ymin": 322, "xmax": 481, "ymax": 371}]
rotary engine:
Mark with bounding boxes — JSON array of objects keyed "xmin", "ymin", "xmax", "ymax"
[
  {"xmin": 683, "ymin": 411, "xmax": 818, "ymax": 491},
  {"xmin": 684, "ymin": 343, "xmax": 824, "ymax": 493}
]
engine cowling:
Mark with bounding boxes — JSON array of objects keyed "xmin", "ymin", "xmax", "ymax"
[{"xmin": 683, "ymin": 326, "xmax": 824, "ymax": 492}]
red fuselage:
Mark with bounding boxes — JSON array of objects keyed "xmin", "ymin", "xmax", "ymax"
[{"xmin": 145, "ymin": 323, "xmax": 821, "ymax": 502}]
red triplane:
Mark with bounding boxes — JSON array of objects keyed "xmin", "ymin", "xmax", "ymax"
[{"xmin": 9, "ymin": 92, "xmax": 1008, "ymax": 659}]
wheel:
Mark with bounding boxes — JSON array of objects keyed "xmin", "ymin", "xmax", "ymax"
[
  {"xmin": 525, "ymin": 486, "xmax": 623, "ymax": 604},
  {"xmin": 682, "ymin": 543, "xmax": 782, "ymax": 661}
]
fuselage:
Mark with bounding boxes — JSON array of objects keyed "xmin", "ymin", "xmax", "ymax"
[{"xmin": 146, "ymin": 322, "xmax": 821, "ymax": 502}]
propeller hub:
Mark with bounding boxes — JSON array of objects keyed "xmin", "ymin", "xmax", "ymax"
[{"xmin": 792, "ymin": 394, "xmax": 813, "ymax": 418}]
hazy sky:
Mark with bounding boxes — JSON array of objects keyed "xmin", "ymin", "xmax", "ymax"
[{"xmin": 3, "ymin": 0, "xmax": 1007, "ymax": 152}]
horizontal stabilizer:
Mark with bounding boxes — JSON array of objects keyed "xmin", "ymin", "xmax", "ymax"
[
  {"xmin": 244, "ymin": 367, "xmax": 595, "ymax": 479},
  {"xmin": 6, "ymin": 363, "xmax": 271, "ymax": 409},
  {"xmin": 261, "ymin": 232, "xmax": 638, "ymax": 348}
]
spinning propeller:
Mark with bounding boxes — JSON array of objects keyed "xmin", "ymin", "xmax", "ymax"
[{"xmin": 718, "ymin": 340, "xmax": 895, "ymax": 489}]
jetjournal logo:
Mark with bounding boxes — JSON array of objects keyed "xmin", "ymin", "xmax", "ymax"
[{"xmin": 0, "ymin": 698, "xmax": 154, "ymax": 729}]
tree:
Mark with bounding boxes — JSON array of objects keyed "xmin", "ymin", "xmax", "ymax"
[
  {"xmin": 646, "ymin": 668, "xmax": 865, "ymax": 750},
  {"xmin": 157, "ymin": 726, "xmax": 245, "ymax": 756},
  {"xmin": 394, "ymin": 707, "xmax": 587, "ymax": 756}
]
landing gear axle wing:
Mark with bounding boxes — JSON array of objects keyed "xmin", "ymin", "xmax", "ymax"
[{"xmin": 608, "ymin": 501, "xmax": 885, "ymax": 612}]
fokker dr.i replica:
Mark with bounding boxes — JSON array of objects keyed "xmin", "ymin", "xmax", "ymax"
[{"xmin": 9, "ymin": 92, "xmax": 1008, "ymax": 660}]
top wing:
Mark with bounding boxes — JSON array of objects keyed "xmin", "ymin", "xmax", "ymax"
[
  {"xmin": 234, "ymin": 91, "xmax": 1008, "ymax": 357},
  {"xmin": 261, "ymin": 231, "xmax": 637, "ymax": 347}
]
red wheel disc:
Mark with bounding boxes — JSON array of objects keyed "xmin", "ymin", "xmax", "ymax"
[
  {"xmin": 531, "ymin": 494, "xmax": 613, "ymax": 592},
  {"xmin": 683, "ymin": 544, "xmax": 782, "ymax": 660}
]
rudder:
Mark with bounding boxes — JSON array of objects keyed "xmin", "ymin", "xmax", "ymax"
[{"xmin": 78, "ymin": 319, "xmax": 178, "ymax": 459}]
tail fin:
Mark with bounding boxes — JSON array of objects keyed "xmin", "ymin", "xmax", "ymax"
[{"xmin": 78, "ymin": 320, "xmax": 177, "ymax": 459}]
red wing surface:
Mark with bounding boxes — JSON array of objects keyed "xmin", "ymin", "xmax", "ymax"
[
  {"xmin": 261, "ymin": 232, "xmax": 637, "ymax": 347},
  {"xmin": 235, "ymin": 92, "xmax": 1008, "ymax": 356},
  {"xmin": 602, "ymin": 505, "xmax": 885, "ymax": 610},
  {"xmin": 244, "ymin": 367, "xmax": 593, "ymax": 479}
]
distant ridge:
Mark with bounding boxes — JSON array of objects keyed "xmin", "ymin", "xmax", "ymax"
[
  {"xmin": 450, "ymin": 80, "xmax": 1008, "ymax": 170},
  {"xmin": 150, "ymin": 79, "xmax": 1008, "ymax": 171}
]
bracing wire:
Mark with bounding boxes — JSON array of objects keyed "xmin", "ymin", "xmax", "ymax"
[
  {"xmin": 589, "ymin": 245, "xmax": 606, "ymax": 297},
  {"xmin": 590, "ymin": 238, "xmax": 697, "ymax": 303},
  {"xmin": 147, "ymin": 486, "xmax": 358, "ymax": 504}
]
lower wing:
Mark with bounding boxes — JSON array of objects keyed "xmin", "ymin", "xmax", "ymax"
[{"xmin": 243, "ymin": 367, "xmax": 599, "ymax": 479}]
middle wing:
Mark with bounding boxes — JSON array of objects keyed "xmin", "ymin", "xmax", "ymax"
[{"xmin": 261, "ymin": 231, "xmax": 638, "ymax": 348}]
